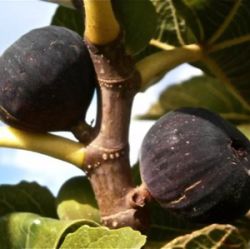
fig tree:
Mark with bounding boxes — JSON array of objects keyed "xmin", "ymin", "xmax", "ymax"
[
  {"xmin": 0, "ymin": 25, "xmax": 96, "ymax": 132},
  {"xmin": 140, "ymin": 107, "xmax": 250, "ymax": 223}
]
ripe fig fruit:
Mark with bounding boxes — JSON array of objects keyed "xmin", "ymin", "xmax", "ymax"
[
  {"xmin": 140, "ymin": 107, "xmax": 250, "ymax": 223},
  {"xmin": 0, "ymin": 25, "xmax": 96, "ymax": 131},
  {"xmin": 56, "ymin": 176, "xmax": 100, "ymax": 223}
]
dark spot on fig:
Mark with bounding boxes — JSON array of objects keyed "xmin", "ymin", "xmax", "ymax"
[
  {"xmin": 0, "ymin": 25, "xmax": 96, "ymax": 131},
  {"xmin": 140, "ymin": 107, "xmax": 250, "ymax": 223},
  {"xmin": 230, "ymin": 139, "xmax": 248, "ymax": 158}
]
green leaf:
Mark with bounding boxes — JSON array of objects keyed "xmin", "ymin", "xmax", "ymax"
[
  {"xmin": 177, "ymin": 0, "xmax": 250, "ymax": 108},
  {"xmin": 133, "ymin": 0, "xmax": 191, "ymax": 68},
  {"xmin": 144, "ymin": 241, "xmax": 167, "ymax": 249},
  {"xmin": 0, "ymin": 212, "xmax": 98, "ymax": 249},
  {"xmin": 133, "ymin": 0, "xmax": 185, "ymax": 63},
  {"xmin": 56, "ymin": 176, "xmax": 100, "ymax": 223},
  {"xmin": 233, "ymin": 216, "xmax": 250, "ymax": 243},
  {"xmin": 172, "ymin": 0, "xmax": 247, "ymax": 43},
  {"xmin": 159, "ymin": 224, "xmax": 247, "ymax": 249},
  {"xmin": 238, "ymin": 124, "xmax": 250, "ymax": 140},
  {"xmin": 150, "ymin": 0, "xmax": 191, "ymax": 46},
  {"xmin": 140, "ymin": 75, "xmax": 250, "ymax": 124},
  {"xmin": 132, "ymin": 163, "xmax": 142, "ymax": 186},
  {"xmin": 112, "ymin": 0, "xmax": 157, "ymax": 55},
  {"xmin": 60, "ymin": 225, "xmax": 146, "ymax": 249},
  {"xmin": 148, "ymin": 0, "xmax": 250, "ymax": 110},
  {"xmin": 0, "ymin": 181, "xmax": 57, "ymax": 218},
  {"xmin": 51, "ymin": 5, "xmax": 84, "ymax": 36},
  {"xmin": 147, "ymin": 202, "xmax": 199, "ymax": 243},
  {"xmin": 151, "ymin": 0, "xmax": 250, "ymax": 49}
]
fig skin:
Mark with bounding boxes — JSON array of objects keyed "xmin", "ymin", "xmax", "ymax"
[
  {"xmin": 140, "ymin": 107, "xmax": 250, "ymax": 223},
  {"xmin": 0, "ymin": 25, "xmax": 96, "ymax": 132},
  {"xmin": 56, "ymin": 176, "xmax": 100, "ymax": 223}
]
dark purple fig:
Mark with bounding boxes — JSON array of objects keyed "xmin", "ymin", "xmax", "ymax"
[
  {"xmin": 140, "ymin": 107, "xmax": 250, "ymax": 223},
  {"xmin": 0, "ymin": 25, "xmax": 96, "ymax": 132}
]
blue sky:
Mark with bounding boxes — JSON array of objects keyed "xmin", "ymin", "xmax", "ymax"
[
  {"xmin": 0, "ymin": 0, "xmax": 202, "ymax": 194},
  {"xmin": 0, "ymin": 1, "xmax": 57, "ymax": 54}
]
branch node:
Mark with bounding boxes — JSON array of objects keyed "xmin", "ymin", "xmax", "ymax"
[
  {"xmin": 85, "ymin": 34, "xmax": 141, "ymax": 91},
  {"xmin": 84, "ymin": 144, "xmax": 128, "ymax": 174}
]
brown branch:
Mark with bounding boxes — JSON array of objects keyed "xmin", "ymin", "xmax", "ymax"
[{"xmin": 83, "ymin": 36, "xmax": 150, "ymax": 231}]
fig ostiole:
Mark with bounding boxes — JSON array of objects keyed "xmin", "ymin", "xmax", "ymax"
[
  {"xmin": 140, "ymin": 107, "xmax": 250, "ymax": 223},
  {"xmin": 0, "ymin": 25, "xmax": 96, "ymax": 132}
]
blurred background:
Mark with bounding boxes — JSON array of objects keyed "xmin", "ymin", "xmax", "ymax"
[{"xmin": 0, "ymin": 0, "xmax": 202, "ymax": 195}]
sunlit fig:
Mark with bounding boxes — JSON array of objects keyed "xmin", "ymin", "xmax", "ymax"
[
  {"xmin": 56, "ymin": 176, "xmax": 100, "ymax": 223},
  {"xmin": 0, "ymin": 26, "xmax": 96, "ymax": 131},
  {"xmin": 140, "ymin": 107, "xmax": 250, "ymax": 223}
]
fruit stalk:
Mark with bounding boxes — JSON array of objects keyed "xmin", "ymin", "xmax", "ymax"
[
  {"xmin": 84, "ymin": 0, "xmax": 120, "ymax": 45},
  {"xmin": 136, "ymin": 44, "xmax": 202, "ymax": 90},
  {"xmin": 0, "ymin": 126, "xmax": 86, "ymax": 168}
]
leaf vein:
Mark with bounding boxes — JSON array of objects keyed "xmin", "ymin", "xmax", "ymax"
[
  {"xmin": 208, "ymin": 0, "xmax": 242, "ymax": 44},
  {"xmin": 208, "ymin": 34, "xmax": 250, "ymax": 53},
  {"xmin": 168, "ymin": 0, "xmax": 185, "ymax": 45},
  {"xmin": 201, "ymin": 55, "xmax": 250, "ymax": 111},
  {"xmin": 205, "ymin": 82, "xmax": 234, "ymax": 110}
]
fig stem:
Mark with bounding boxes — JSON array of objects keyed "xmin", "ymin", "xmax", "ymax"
[
  {"xmin": 80, "ymin": 0, "xmax": 149, "ymax": 230},
  {"xmin": 82, "ymin": 33, "xmax": 149, "ymax": 230},
  {"xmin": 136, "ymin": 43, "xmax": 202, "ymax": 90},
  {"xmin": 0, "ymin": 126, "xmax": 86, "ymax": 169},
  {"xmin": 83, "ymin": 0, "xmax": 120, "ymax": 45}
]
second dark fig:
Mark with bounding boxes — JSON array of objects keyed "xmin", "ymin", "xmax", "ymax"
[
  {"xmin": 140, "ymin": 107, "xmax": 250, "ymax": 223},
  {"xmin": 0, "ymin": 25, "xmax": 96, "ymax": 132}
]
